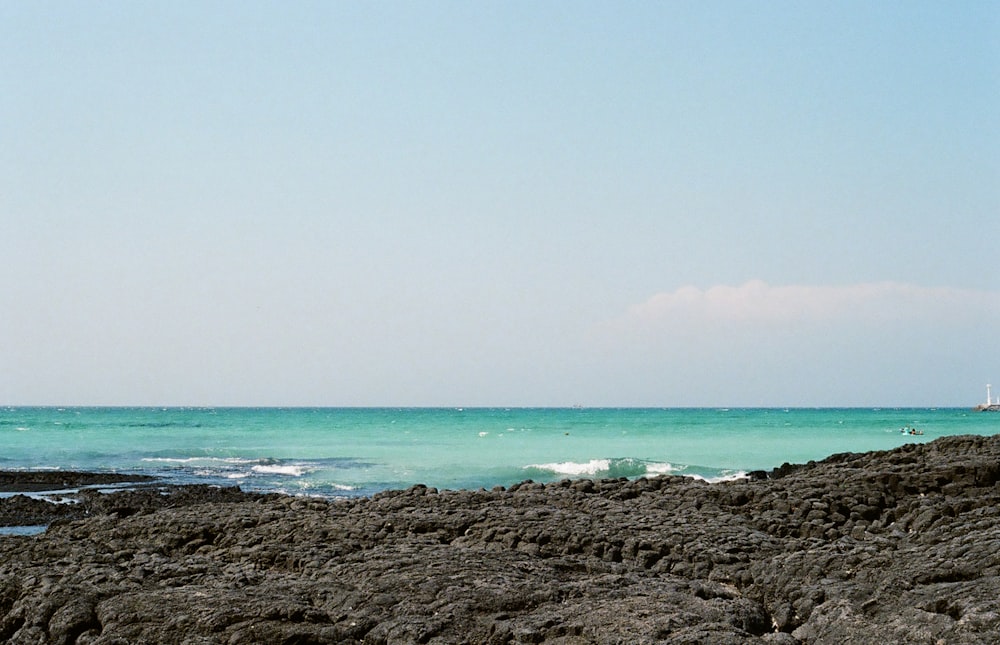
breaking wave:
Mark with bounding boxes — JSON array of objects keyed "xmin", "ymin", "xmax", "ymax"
[
  {"xmin": 525, "ymin": 458, "xmax": 675, "ymax": 479},
  {"xmin": 523, "ymin": 458, "xmax": 746, "ymax": 483}
]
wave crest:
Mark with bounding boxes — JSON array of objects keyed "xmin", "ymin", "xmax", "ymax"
[
  {"xmin": 525, "ymin": 458, "xmax": 676, "ymax": 479},
  {"xmin": 524, "ymin": 458, "xmax": 747, "ymax": 483}
]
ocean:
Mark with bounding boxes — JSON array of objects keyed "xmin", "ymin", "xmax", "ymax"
[{"xmin": 2, "ymin": 407, "xmax": 997, "ymax": 498}]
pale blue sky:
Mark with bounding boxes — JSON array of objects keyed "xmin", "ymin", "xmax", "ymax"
[{"xmin": 2, "ymin": 2, "xmax": 998, "ymax": 406}]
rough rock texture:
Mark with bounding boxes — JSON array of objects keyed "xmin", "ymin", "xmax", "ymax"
[
  {"xmin": 0, "ymin": 472, "xmax": 155, "ymax": 494},
  {"xmin": 1, "ymin": 434, "xmax": 1000, "ymax": 644},
  {"xmin": 0, "ymin": 473, "xmax": 160, "ymax": 527}
]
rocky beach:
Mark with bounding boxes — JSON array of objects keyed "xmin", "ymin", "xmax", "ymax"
[{"xmin": 1, "ymin": 434, "xmax": 999, "ymax": 644}]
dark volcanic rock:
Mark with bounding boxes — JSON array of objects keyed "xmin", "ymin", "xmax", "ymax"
[
  {"xmin": 0, "ymin": 495, "xmax": 80, "ymax": 527},
  {"xmin": 0, "ymin": 471, "xmax": 156, "ymax": 493},
  {"xmin": 1, "ymin": 434, "xmax": 1000, "ymax": 643}
]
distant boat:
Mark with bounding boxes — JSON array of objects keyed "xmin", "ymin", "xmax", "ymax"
[{"xmin": 974, "ymin": 384, "xmax": 1000, "ymax": 411}]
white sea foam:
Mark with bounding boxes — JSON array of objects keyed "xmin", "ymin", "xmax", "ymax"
[
  {"xmin": 252, "ymin": 464, "xmax": 308, "ymax": 477},
  {"xmin": 529, "ymin": 459, "xmax": 612, "ymax": 476},
  {"xmin": 283, "ymin": 482, "xmax": 356, "ymax": 492},
  {"xmin": 141, "ymin": 457, "xmax": 259, "ymax": 465},
  {"xmin": 688, "ymin": 470, "xmax": 749, "ymax": 484},
  {"xmin": 644, "ymin": 462, "xmax": 679, "ymax": 474},
  {"xmin": 527, "ymin": 458, "xmax": 742, "ymax": 483}
]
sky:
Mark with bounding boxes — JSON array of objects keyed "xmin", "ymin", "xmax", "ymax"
[{"xmin": 2, "ymin": 1, "xmax": 998, "ymax": 407}]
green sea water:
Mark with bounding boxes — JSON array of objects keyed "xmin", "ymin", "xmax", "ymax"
[{"xmin": 1, "ymin": 407, "xmax": 997, "ymax": 497}]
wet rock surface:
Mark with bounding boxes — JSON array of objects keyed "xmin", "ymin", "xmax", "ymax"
[
  {"xmin": 1, "ymin": 434, "xmax": 1000, "ymax": 643},
  {"xmin": 0, "ymin": 471, "xmax": 155, "ymax": 494}
]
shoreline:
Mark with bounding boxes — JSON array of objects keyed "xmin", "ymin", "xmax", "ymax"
[
  {"xmin": 0, "ymin": 470, "xmax": 156, "ymax": 494},
  {"xmin": 3, "ymin": 407, "xmax": 991, "ymax": 498},
  {"xmin": 1, "ymin": 434, "xmax": 999, "ymax": 642},
  {"xmin": 0, "ymin": 460, "xmax": 799, "ymax": 529}
]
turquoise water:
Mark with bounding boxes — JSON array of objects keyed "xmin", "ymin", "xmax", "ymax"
[{"xmin": 1, "ymin": 407, "xmax": 997, "ymax": 497}]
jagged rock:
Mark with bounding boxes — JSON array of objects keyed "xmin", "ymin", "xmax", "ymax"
[
  {"xmin": 0, "ymin": 471, "xmax": 155, "ymax": 493},
  {"xmin": 0, "ymin": 434, "xmax": 999, "ymax": 643}
]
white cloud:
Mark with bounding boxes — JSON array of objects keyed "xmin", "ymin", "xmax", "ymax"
[
  {"xmin": 582, "ymin": 280, "xmax": 1000, "ymax": 406},
  {"xmin": 609, "ymin": 280, "xmax": 996, "ymax": 331}
]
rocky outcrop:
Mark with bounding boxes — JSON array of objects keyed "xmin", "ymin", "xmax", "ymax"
[
  {"xmin": 0, "ymin": 471, "xmax": 155, "ymax": 494},
  {"xmin": 1, "ymin": 434, "xmax": 999, "ymax": 643}
]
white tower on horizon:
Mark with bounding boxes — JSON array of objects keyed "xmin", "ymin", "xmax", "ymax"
[{"xmin": 988, "ymin": 383, "xmax": 993, "ymax": 406}]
